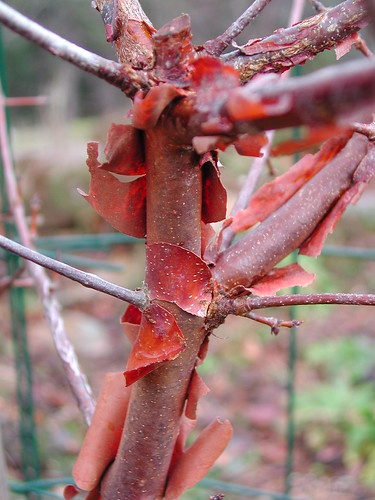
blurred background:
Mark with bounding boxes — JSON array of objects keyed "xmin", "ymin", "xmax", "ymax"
[{"xmin": 1, "ymin": 1, "xmax": 375, "ymax": 499}]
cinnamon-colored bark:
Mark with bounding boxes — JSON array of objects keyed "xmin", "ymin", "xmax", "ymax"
[
  {"xmin": 224, "ymin": 0, "xmax": 368, "ymax": 82},
  {"xmin": 212, "ymin": 134, "xmax": 369, "ymax": 289},
  {"xmin": 100, "ymin": 118, "xmax": 206, "ymax": 499}
]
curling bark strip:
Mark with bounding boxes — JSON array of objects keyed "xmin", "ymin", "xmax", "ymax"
[{"xmin": 224, "ymin": 0, "xmax": 369, "ymax": 82}]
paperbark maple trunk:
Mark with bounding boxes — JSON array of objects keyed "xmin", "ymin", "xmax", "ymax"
[{"xmin": 101, "ymin": 118, "xmax": 207, "ymax": 499}]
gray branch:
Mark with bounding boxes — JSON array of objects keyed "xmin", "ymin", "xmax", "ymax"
[
  {"xmin": 203, "ymin": 0, "xmax": 273, "ymax": 56},
  {"xmin": 0, "ymin": 235, "xmax": 147, "ymax": 309},
  {"xmin": 0, "ymin": 1, "xmax": 150, "ymax": 96}
]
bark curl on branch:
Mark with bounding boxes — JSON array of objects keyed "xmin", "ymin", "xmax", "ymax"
[
  {"xmin": 223, "ymin": 0, "xmax": 369, "ymax": 82},
  {"xmin": 183, "ymin": 57, "xmax": 375, "ymax": 142}
]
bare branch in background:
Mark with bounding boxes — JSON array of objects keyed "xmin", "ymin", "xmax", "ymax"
[
  {"xmin": 219, "ymin": 132, "xmax": 273, "ymax": 253},
  {"xmin": 0, "ymin": 1, "xmax": 152, "ymax": 97},
  {"xmin": 4, "ymin": 96, "xmax": 48, "ymax": 107},
  {"xmin": 203, "ymin": 0, "xmax": 273, "ymax": 56},
  {"xmin": 0, "ymin": 422, "xmax": 10, "ymax": 500},
  {"xmin": 223, "ymin": 0, "xmax": 369, "ymax": 83},
  {"xmin": 0, "ymin": 265, "xmax": 24, "ymax": 296},
  {"xmin": 0, "ymin": 86, "xmax": 96, "ymax": 426},
  {"xmin": 0, "ymin": 235, "xmax": 147, "ymax": 308},
  {"xmin": 289, "ymin": 0, "xmax": 306, "ymax": 25}
]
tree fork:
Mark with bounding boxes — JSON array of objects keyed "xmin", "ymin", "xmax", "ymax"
[{"xmin": 100, "ymin": 118, "xmax": 207, "ymax": 498}]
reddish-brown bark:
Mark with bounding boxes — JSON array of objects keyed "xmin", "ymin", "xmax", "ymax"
[
  {"xmin": 100, "ymin": 118, "xmax": 207, "ymax": 499},
  {"xmin": 212, "ymin": 134, "xmax": 369, "ymax": 289},
  {"xmin": 224, "ymin": 0, "xmax": 368, "ymax": 82}
]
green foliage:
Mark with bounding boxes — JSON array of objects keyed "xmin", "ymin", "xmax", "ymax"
[{"xmin": 297, "ymin": 336, "xmax": 375, "ymax": 487}]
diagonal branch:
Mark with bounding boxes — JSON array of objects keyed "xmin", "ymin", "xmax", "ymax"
[
  {"xmin": 0, "ymin": 1, "xmax": 151, "ymax": 96},
  {"xmin": 0, "ymin": 234, "xmax": 147, "ymax": 309},
  {"xmin": 203, "ymin": 0, "xmax": 273, "ymax": 57},
  {"xmin": 212, "ymin": 134, "xmax": 370, "ymax": 288},
  {"xmin": 223, "ymin": 0, "xmax": 369, "ymax": 83}
]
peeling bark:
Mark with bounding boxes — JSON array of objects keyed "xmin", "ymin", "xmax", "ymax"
[
  {"xmin": 212, "ymin": 134, "xmax": 369, "ymax": 289},
  {"xmin": 224, "ymin": 0, "xmax": 369, "ymax": 83},
  {"xmin": 100, "ymin": 118, "xmax": 206, "ymax": 499}
]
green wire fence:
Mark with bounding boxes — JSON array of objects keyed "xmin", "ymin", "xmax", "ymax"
[{"xmin": 1, "ymin": 26, "xmax": 374, "ymax": 500}]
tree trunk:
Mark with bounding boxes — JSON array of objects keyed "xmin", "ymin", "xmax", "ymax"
[{"xmin": 101, "ymin": 117, "xmax": 207, "ymax": 499}]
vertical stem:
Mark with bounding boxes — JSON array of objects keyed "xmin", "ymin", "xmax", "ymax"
[
  {"xmin": 145, "ymin": 120, "xmax": 202, "ymax": 254},
  {"xmin": 284, "ymin": 299, "xmax": 297, "ymax": 494},
  {"xmin": 0, "ymin": 418, "xmax": 10, "ymax": 500},
  {"xmin": 101, "ymin": 118, "xmax": 205, "ymax": 499}
]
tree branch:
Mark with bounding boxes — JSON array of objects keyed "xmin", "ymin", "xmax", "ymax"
[
  {"xmin": 179, "ymin": 56, "xmax": 375, "ymax": 145},
  {"xmin": 223, "ymin": 0, "xmax": 369, "ymax": 83},
  {"xmin": 0, "ymin": 234, "xmax": 147, "ymax": 309},
  {"xmin": 203, "ymin": 0, "xmax": 273, "ymax": 57},
  {"xmin": 0, "ymin": 1, "xmax": 151, "ymax": 96},
  {"xmin": 227, "ymin": 57, "xmax": 375, "ymax": 133},
  {"xmin": 212, "ymin": 134, "xmax": 370, "ymax": 288},
  {"xmin": 225, "ymin": 292, "xmax": 375, "ymax": 314},
  {"xmin": 94, "ymin": 0, "xmax": 155, "ymax": 67}
]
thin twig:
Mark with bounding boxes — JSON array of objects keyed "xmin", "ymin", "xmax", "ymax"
[
  {"xmin": 246, "ymin": 311, "xmax": 303, "ymax": 335},
  {"xmin": 0, "ymin": 85, "xmax": 96, "ymax": 425},
  {"xmin": 310, "ymin": 0, "xmax": 326, "ymax": 12},
  {"xmin": 0, "ymin": 1, "xmax": 151, "ymax": 97},
  {"xmin": 354, "ymin": 36, "xmax": 373, "ymax": 57},
  {"xmin": 4, "ymin": 96, "xmax": 48, "ymax": 107},
  {"xmin": 203, "ymin": 0, "xmax": 273, "ymax": 56},
  {"xmin": 0, "ymin": 234, "xmax": 147, "ymax": 308}
]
